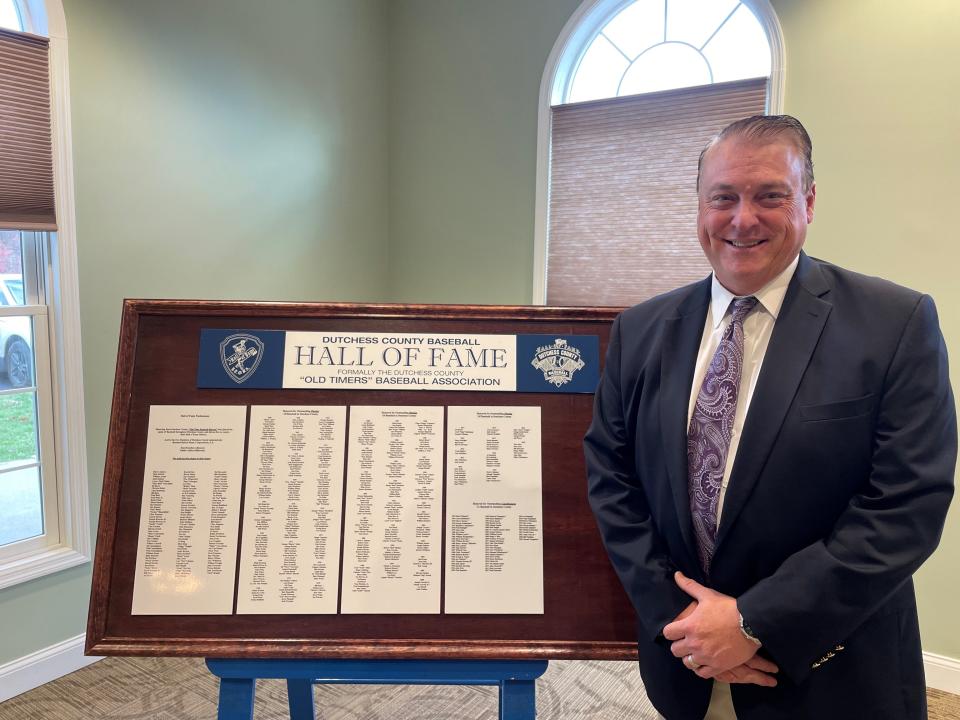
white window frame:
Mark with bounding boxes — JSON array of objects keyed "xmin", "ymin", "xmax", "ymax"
[
  {"xmin": 0, "ymin": 235, "xmax": 61, "ymax": 559},
  {"xmin": 0, "ymin": 0, "xmax": 90, "ymax": 588},
  {"xmin": 531, "ymin": 0, "xmax": 786, "ymax": 304}
]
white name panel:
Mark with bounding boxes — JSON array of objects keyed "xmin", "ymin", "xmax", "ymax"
[
  {"xmin": 340, "ymin": 406, "xmax": 444, "ymax": 613},
  {"xmin": 237, "ymin": 406, "xmax": 347, "ymax": 614},
  {"xmin": 132, "ymin": 405, "xmax": 247, "ymax": 615},
  {"xmin": 444, "ymin": 407, "xmax": 544, "ymax": 614}
]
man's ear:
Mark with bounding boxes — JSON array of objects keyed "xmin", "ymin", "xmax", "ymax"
[{"xmin": 806, "ymin": 182, "xmax": 816, "ymax": 224}]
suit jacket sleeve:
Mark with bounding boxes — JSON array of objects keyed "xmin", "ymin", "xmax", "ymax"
[
  {"xmin": 737, "ymin": 294, "xmax": 956, "ymax": 683},
  {"xmin": 585, "ymin": 314, "xmax": 692, "ymax": 641}
]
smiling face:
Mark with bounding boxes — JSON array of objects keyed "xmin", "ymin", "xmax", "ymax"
[{"xmin": 697, "ymin": 136, "xmax": 816, "ymax": 296}]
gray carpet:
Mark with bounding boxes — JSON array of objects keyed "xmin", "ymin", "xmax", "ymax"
[
  {"xmin": 3, "ymin": 656, "xmax": 958, "ymax": 719},
  {"xmin": 0, "ymin": 657, "xmax": 660, "ymax": 719}
]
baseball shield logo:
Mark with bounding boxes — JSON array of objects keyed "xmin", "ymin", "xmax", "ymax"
[
  {"xmin": 530, "ymin": 338, "xmax": 585, "ymax": 388},
  {"xmin": 219, "ymin": 333, "xmax": 265, "ymax": 383}
]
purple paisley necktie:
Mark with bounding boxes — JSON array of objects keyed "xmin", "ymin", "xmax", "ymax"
[{"xmin": 687, "ymin": 296, "xmax": 758, "ymax": 574}]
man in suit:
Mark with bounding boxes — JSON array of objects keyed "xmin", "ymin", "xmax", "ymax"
[{"xmin": 584, "ymin": 115, "xmax": 956, "ymax": 719}]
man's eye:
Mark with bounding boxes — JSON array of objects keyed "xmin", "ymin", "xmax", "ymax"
[{"xmin": 711, "ymin": 195, "xmax": 735, "ymax": 205}]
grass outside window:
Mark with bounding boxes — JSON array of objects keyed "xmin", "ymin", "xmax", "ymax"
[{"xmin": 0, "ymin": 392, "xmax": 37, "ymax": 464}]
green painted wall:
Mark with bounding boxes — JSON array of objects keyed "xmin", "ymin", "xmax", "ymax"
[
  {"xmin": 386, "ymin": 0, "xmax": 582, "ymax": 304},
  {"xmin": 386, "ymin": 0, "xmax": 960, "ymax": 657},
  {"xmin": 770, "ymin": 0, "xmax": 960, "ymax": 659},
  {"xmin": 0, "ymin": 0, "xmax": 389, "ymax": 665}
]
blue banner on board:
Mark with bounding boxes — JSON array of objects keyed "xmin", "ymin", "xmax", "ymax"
[
  {"xmin": 196, "ymin": 330, "xmax": 599, "ymax": 393},
  {"xmin": 197, "ymin": 329, "xmax": 287, "ymax": 389},
  {"xmin": 516, "ymin": 334, "xmax": 600, "ymax": 394}
]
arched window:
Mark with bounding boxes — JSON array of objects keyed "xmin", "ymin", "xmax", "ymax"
[
  {"xmin": 0, "ymin": 0, "xmax": 24, "ymax": 31},
  {"xmin": 0, "ymin": 0, "xmax": 90, "ymax": 587},
  {"xmin": 534, "ymin": 0, "xmax": 783, "ymax": 306}
]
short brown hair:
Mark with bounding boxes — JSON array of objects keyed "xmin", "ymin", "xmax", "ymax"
[{"xmin": 697, "ymin": 114, "xmax": 814, "ymax": 192}]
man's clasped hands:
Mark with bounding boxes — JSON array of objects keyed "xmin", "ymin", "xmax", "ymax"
[{"xmin": 662, "ymin": 572, "xmax": 779, "ymax": 687}]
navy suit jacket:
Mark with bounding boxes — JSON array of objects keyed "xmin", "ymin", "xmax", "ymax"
[{"xmin": 585, "ymin": 252, "xmax": 956, "ymax": 719}]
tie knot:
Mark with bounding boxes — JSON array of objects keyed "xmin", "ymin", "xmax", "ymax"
[{"xmin": 729, "ymin": 296, "xmax": 758, "ymax": 324}]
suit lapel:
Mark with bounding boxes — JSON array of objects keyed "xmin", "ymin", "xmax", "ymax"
[
  {"xmin": 660, "ymin": 278, "xmax": 711, "ymax": 569},
  {"xmin": 714, "ymin": 253, "xmax": 833, "ymax": 553}
]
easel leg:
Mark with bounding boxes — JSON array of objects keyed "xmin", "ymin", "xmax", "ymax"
[
  {"xmin": 287, "ymin": 678, "xmax": 315, "ymax": 720},
  {"xmin": 217, "ymin": 677, "xmax": 256, "ymax": 720},
  {"xmin": 499, "ymin": 678, "xmax": 536, "ymax": 720}
]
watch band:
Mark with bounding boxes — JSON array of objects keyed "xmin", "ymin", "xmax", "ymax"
[{"xmin": 739, "ymin": 612, "xmax": 762, "ymax": 646}]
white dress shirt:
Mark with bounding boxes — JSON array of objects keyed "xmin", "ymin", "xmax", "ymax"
[
  {"xmin": 686, "ymin": 257, "xmax": 799, "ymax": 720},
  {"xmin": 686, "ymin": 255, "xmax": 799, "ymax": 525}
]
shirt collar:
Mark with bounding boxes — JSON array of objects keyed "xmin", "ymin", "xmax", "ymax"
[{"xmin": 708, "ymin": 254, "xmax": 800, "ymax": 329}]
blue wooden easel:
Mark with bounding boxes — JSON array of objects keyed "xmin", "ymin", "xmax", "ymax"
[{"xmin": 205, "ymin": 658, "xmax": 550, "ymax": 720}]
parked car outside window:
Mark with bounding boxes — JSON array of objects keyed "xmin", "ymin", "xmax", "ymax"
[{"xmin": 0, "ymin": 274, "xmax": 32, "ymax": 389}]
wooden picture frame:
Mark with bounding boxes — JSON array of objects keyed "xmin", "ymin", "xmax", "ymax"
[{"xmin": 86, "ymin": 300, "xmax": 636, "ymax": 660}]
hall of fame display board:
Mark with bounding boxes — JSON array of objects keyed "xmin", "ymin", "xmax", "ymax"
[{"xmin": 87, "ymin": 301, "xmax": 637, "ymax": 660}]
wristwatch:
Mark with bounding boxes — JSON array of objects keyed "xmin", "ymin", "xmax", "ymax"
[{"xmin": 739, "ymin": 612, "xmax": 762, "ymax": 646}]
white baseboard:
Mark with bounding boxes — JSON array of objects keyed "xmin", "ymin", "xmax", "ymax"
[
  {"xmin": 925, "ymin": 651, "xmax": 960, "ymax": 695},
  {"xmin": 0, "ymin": 634, "xmax": 102, "ymax": 703}
]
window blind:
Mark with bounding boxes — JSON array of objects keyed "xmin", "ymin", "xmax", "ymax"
[
  {"xmin": 547, "ymin": 77, "xmax": 767, "ymax": 307},
  {"xmin": 0, "ymin": 27, "xmax": 55, "ymax": 230}
]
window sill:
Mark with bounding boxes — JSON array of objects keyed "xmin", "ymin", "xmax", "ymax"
[{"xmin": 0, "ymin": 544, "xmax": 90, "ymax": 590}]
